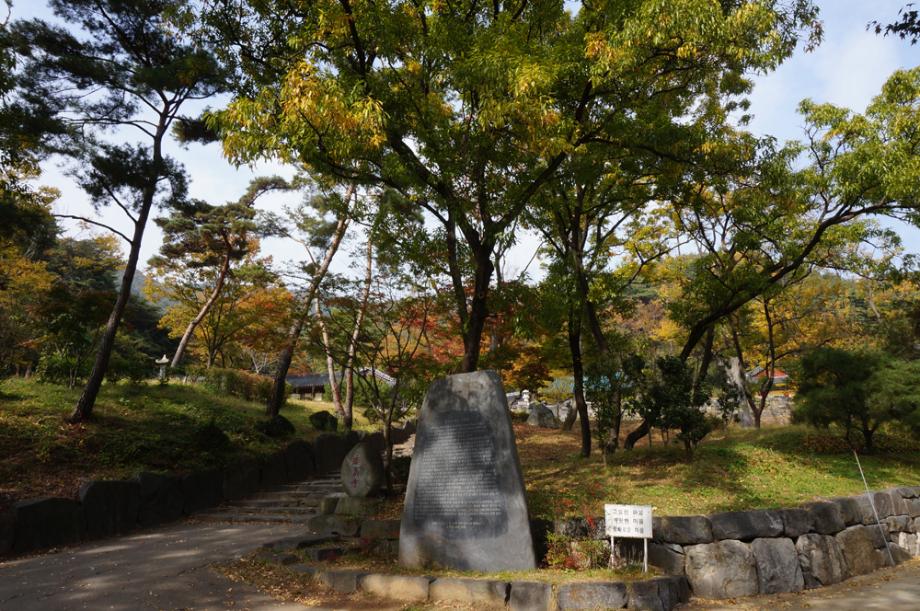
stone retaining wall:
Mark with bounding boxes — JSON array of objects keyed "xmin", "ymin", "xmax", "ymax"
[
  {"xmin": 545, "ymin": 486, "xmax": 920, "ymax": 600},
  {"xmin": 0, "ymin": 426, "xmax": 421, "ymax": 558}
]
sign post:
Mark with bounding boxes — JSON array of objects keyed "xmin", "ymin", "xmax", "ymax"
[{"xmin": 605, "ymin": 503, "xmax": 653, "ymax": 572}]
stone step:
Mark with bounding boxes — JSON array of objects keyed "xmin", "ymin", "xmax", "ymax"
[
  {"xmin": 227, "ymin": 498, "xmax": 320, "ymax": 508},
  {"xmin": 223, "ymin": 505, "xmax": 318, "ymax": 515},
  {"xmin": 196, "ymin": 511, "xmax": 314, "ymax": 524}
]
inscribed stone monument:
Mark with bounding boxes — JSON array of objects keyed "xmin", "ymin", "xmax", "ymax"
[
  {"xmin": 399, "ymin": 370, "xmax": 536, "ymax": 571},
  {"xmin": 341, "ymin": 442, "xmax": 384, "ymax": 497}
]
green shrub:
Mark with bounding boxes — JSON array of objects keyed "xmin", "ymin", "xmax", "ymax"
[
  {"xmin": 196, "ymin": 367, "xmax": 290, "ymax": 404},
  {"xmin": 256, "ymin": 415, "xmax": 295, "ymax": 438},
  {"xmin": 545, "ymin": 533, "xmax": 610, "ymax": 569},
  {"xmin": 36, "ymin": 349, "xmax": 88, "ymax": 386}
]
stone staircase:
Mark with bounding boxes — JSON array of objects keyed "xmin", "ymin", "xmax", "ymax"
[{"xmin": 195, "ymin": 472, "xmax": 342, "ymax": 525}]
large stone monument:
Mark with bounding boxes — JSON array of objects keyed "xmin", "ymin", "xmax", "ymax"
[{"xmin": 399, "ymin": 370, "xmax": 536, "ymax": 571}]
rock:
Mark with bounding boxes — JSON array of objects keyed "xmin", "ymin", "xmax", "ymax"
[
  {"xmin": 627, "ymin": 579, "xmax": 663, "ymax": 610},
  {"xmin": 885, "ymin": 488, "xmax": 910, "ymax": 515},
  {"xmin": 307, "ymin": 514, "xmax": 359, "ymax": 537},
  {"xmin": 316, "ymin": 569, "xmax": 367, "ymax": 594},
  {"xmin": 341, "ymin": 442, "xmax": 384, "ymax": 498},
  {"xmin": 430, "ymin": 578, "xmax": 509, "ymax": 606},
  {"xmin": 525, "ymin": 403, "xmax": 560, "ymax": 428},
  {"xmin": 751, "ymin": 537, "xmax": 804, "ymax": 594},
  {"xmin": 259, "ymin": 450, "xmax": 289, "ymax": 488},
  {"xmin": 509, "ymin": 581, "xmax": 553, "ymax": 611},
  {"xmin": 180, "ymin": 470, "xmax": 223, "ymax": 514},
  {"xmin": 256, "ymin": 415, "xmax": 295, "ymax": 438},
  {"xmin": 684, "ymin": 539, "xmax": 758, "ymax": 599},
  {"xmin": 135, "ymin": 472, "xmax": 183, "ymax": 527},
  {"xmin": 648, "ymin": 541, "xmax": 685, "ymax": 575},
  {"xmin": 830, "ymin": 497, "xmax": 864, "ymax": 526},
  {"xmin": 334, "ymin": 496, "xmax": 381, "ymax": 517},
  {"xmin": 359, "ymin": 574, "xmax": 431, "ymax": 602},
  {"xmin": 400, "ymin": 371, "xmax": 536, "ymax": 572},
  {"xmin": 778, "ymin": 508, "xmax": 813, "ymax": 538},
  {"xmin": 13, "ymin": 498, "xmax": 83, "ymax": 553},
  {"xmin": 361, "ymin": 519, "xmax": 401, "ymax": 540},
  {"xmin": 223, "ymin": 460, "xmax": 260, "ymax": 500},
  {"xmin": 885, "ymin": 514, "xmax": 911, "ymax": 533},
  {"xmin": 556, "ymin": 581, "xmax": 627, "ymax": 610},
  {"xmin": 890, "ymin": 543, "xmax": 912, "ymax": 564},
  {"xmin": 313, "ymin": 433, "xmax": 350, "ymax": 474},
  {"xmin": 895, "ymin": 532, "xmax": 920, "ymax": 556},
  {"xmin": 913, "ymin": 517, "xmax": 920, "ymax": 533},
  {"xmin": 79, "ymin": 480, "xmax": 140, "ymax": 539},
  {"xmin": 906, "ymin": 498, "xmax": 920, "ymax": 519},
  {"xmin": 653, "ymin": 515, "xmax": 713, "ymax": 545},
  {"xmin": 284, "ymin": 440, "xmax": 315, "ymax": 481},
  {"xmin": 803, "ymin": 501, "xmax": 845, "ymax": 535},
  {"xmin": 709, "ymin": 510, "xmax": 783, "ymax": 541},
  {"xmin": 836, "ymin": 525, "xmax": 888, "ymax": 575},
  {"xmin": 795, "ymin": 533, "xmax": 848, "ymax": 588},
  {"xmin": 309, "ymin": 410, "xmax": 339, "ymax": 432},
  {"xmin": 660, "ymin": 576, "xmax": 692, "ymax": 609},
  {"xmin": 871, "ymin": 491, "xmax": 896, "ymax": 519},
  {"xmin": 319, "ymin": 493, "xmax": 343, "ymax": 515}
]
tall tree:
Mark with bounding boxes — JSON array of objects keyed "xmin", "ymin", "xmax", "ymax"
[
  {"xmin": 7, "ymin": 0, "xmax": 224, "ymax": 421},
  {"xmin": 210, "ymin": 0, "xmax": 819, "ymax": 373},
  {"xmin": 150, "ymin": 176, "xmax": 287, "ymax": 368}
]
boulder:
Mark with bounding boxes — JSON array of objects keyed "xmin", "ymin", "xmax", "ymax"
[
  {"xmin": 430, "ymin": 578, "xmax": 509, "ymax": 606},
  {"xmin": 223, "ymin": 460, "xmax": 260, "ymax": 500},
  {"xmin": 256, "ymin": 415, "xmax": 295, "ymax": 438},
  {"xmin": 525, "ymin": 403, "xmax": 560, "ymax": 429},
  {"xmin": 555, "ymin": 515, "xmax": 606, "ymax": 540},
  {"xmin": 830, "ymin": 497, "xmax": 864, "ymax": 526},
  {"xmin": 709, "ymin": 510, "xmax": 783, "ymax": 541},
  {"xmin": 135, "ymin": 472, "xmax": 183, "ymax": 527},
  {"xmin": 284, "ymin": 440, "xmax": 315, "ymax": 481},
  {"xmin": 79, "ymin": 480, "xmax": 140, "ymax": 539},
  {"xmin": 334, "ymin": 496, "xmax": 381, "ymax": 517},
  {"xmin": 684, "ymin": 539, "xmax": 758, "ymax": 599},
  {"xmin": 313, "ymin": 433, "xmax": 350, "ymax": 474},
  {"xmin": 306, "ymin": 514, "xmax": 359, "ymax": 537},
  {"xmin": 836, "ymin": 525, "xmax": 889, "ymax": 575},
  {"xmin": 315, "ymin": 569, "xmax": 367, "ymax": 594},
  {"xmin": 359, "ymin": 574, "xmax": 431, "ymax": 602},
  {"xmin": 340, "ymin": 442, "xmax": 384, "ymax": 498},
  {"xmin": 884, "ymin": 488, "xmax": 910, "ymax": 515},
  {"xmin": 885, "ymin": 514, "xmax": 911, "ymax": 534},
  {"xmin": 803, "ymin": 501, "xmax": 845, "ymax": 535},
  {"xmin": 556, "ymin": 582, "xmax": 626, "ymax": 610},
  {"xmin": 648, "ymin": 541, "xmax": 685, "ymax": 575},
  {"xmin": 777, "ymin": 508, "xmax": 812, "ymax": 538},
  {"xmin": 871, "ymin": 491, "xmax": 896, "ymax": 519},
  {"xmin": 895, "ymin": 532, "xmax": 920, "ymax": 557},
  {"xmin": 653, "ymin": 515, "xmax": 713, "ymax": 545},
  {"xmin": 626, "ymin": 579, "xmax": 663, "ymax": 611},
  {"xmin": 13, "ymin": 498, "xmax": 84, "ymax": 553},
  {"xmin": 751, "ymin": 537, "xmax": 804, "ymax": 594},
  {"xmin": 319, "ymin": 493, "xmax": 343, "ymax": 515},
  {"xmin": 906, "ymin": 498, "xmax": 920, "ymax": 519},
  {"xmin": 180, "ymin": 469, "xmax": 223, "ymax": 514},
  {"xmin": 259, "ymin": 450, "xmax": 289, "ymax": 488},
  {"xmin": 509, "ymin": 581, "xmax": 553, "ymax": 611},
  {"xmin": 795, "ymin": 533, "xmax": 848, "ymax": 588},
  {"xmin": 309, "ymin": 410, "xmax": 339, "ymax": 432}
]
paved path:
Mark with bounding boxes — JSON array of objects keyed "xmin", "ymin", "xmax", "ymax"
[
  {"xmin": 0, "ymin": 521, "xmax": 310, "ymax": 610},
  {"xmin": 683, "ymin": 559, "xmax": 920, "ymax": 610}
]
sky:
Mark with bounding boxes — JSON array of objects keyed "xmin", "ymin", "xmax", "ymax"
[{"xmin": 12, "ymin": 0, "xmax": 920, "ymax": 282}]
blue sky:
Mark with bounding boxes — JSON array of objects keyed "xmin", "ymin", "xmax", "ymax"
[{"xmin": 13, "ymin": 0, "xmax": 920, "ymax": 280}]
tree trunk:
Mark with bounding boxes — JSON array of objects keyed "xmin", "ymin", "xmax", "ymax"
[
  {"xmin": 343, "ymin": 238, "xmax": 373, "ymax": 431},
  {"xmin": 171, "ymin": 252, "xmax": 231, "ymax": 369},
  {"xmin": 567, "ymin": 301, "xmax": 591, "ymax": 457},
  {"xmin": 266, "ymin": 196, "xmax": 352, "ymax": 418},
  {"xmin": 315, "ymin": 297, "xmax": 344, "ymax": 417},
  {"xmin": 69, "ymin": 120, "xmax": 166, "ymax": 423},
  {"xmin": 459, "ymin": 248, "xmax": 494, "ymax": 373}
]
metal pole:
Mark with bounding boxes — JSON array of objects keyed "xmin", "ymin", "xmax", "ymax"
[
  {"xmin": 853, "ymin": 449, "xmax": 896, "ymax": 566},
  {"xmin": 643, "ymin": 537, "xmax": 648, "ymax": 573}
]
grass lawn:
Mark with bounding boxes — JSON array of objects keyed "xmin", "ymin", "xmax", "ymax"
[
  {"xmin": 0, "ymin": 377, "xmax": 357, "ymax": 511},
  {"xmin": 519, "ymin": 422, "xmax": 920, "ymax": 519}
]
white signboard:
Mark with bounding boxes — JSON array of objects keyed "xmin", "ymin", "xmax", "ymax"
[{"xmin": 605, "ymin": 504, "xmax": 653, "ymax": 539}]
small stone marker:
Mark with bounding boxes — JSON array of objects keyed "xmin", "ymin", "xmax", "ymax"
[
  {"xmin": 341, "ymin": 442, "xmax": 384, "ymax": 497},
  {"xmin": 605, "ymin": 503, "xmax": 653, "ymax": 571},
  {"xmin": 399, "ymin": 370, "xmax": 536, "ymax": 571}
]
